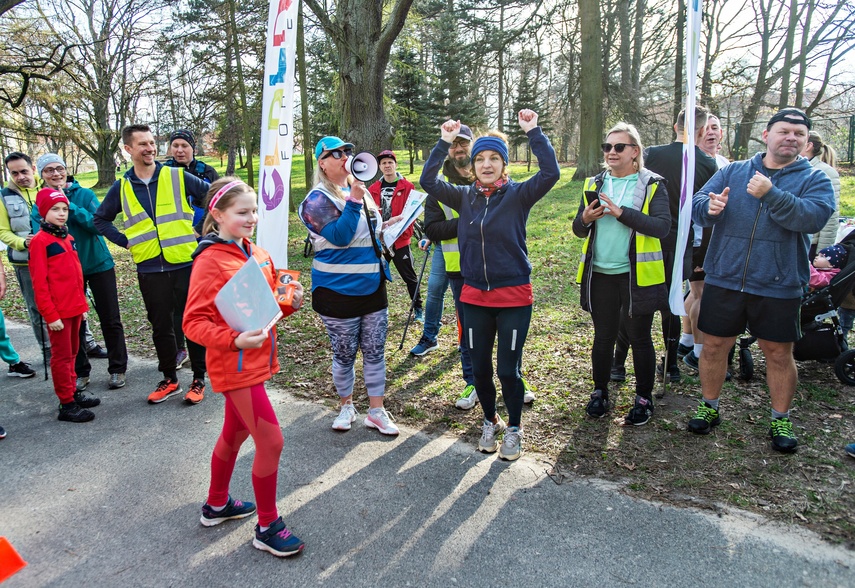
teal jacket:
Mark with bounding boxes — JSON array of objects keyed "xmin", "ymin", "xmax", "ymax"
[{"xmin": 31, "ymin": 179, "xmax": 114, "ymax": 276}]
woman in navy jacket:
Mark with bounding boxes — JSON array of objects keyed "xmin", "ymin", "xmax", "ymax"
[{"xmin": 420, "ymin": 110, "xmax": 559, "ymax": 461}]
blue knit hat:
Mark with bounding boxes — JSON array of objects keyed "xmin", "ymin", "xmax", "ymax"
[
  {"xmin": 36, "ymin": 153, "xmax": 66, "ymax": 177},
  {"xmin": 470, "ymin": 136, "xmax": 509, "ymax": 164},
  {"xmin": 818, "ymin": 244, "xmax": 848, "ymax": 269}
]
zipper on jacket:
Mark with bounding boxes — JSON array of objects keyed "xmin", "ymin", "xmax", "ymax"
[
  {"xmin": 480, "ymin": 197, "xmax": 491, "ymax": 290},
  {"xmin": 740, "ymin": 204, "xmax": 763, "ymax": 292}
]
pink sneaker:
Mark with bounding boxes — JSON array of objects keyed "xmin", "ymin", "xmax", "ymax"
[{"xmin": 364, "ymin": 408, "xmax": 399, "ymax": 436}]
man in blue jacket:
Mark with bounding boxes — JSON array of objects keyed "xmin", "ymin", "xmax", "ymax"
[{"xmin": 689, "ymin": 108, "xmax": 835, "ymax": 453}]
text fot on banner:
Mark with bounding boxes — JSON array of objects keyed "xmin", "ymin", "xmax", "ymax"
[{"xmin": 257, "ymin": 0, "xmax": 299, "ymax": 269}]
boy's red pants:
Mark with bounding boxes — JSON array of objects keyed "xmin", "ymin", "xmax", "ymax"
[{"xmin": 49, "ymin": 314, "xmax": 83, "ymax": 404}]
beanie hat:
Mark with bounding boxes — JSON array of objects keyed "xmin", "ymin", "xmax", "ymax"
[
  {"xmin": 818, "ymin": 244, "xmax": 848, "ymax": 269},
  {"xmin": 169, "ymin": 129, "xmax": 196, "ymax": 150},
  {"xmin": 470, "ymin": 136, "xmax": 509, "ymax": 164},
  {"xmin": 36, "ymin": 187, "xmax": 69, "ymax": 219},
  {"xmin": 36, "ymin": 153, "xmax": 66, "ymax": 177},
  {"xmin": 377, "ymin": 149, "xmax": 396, "ymax": 163}
]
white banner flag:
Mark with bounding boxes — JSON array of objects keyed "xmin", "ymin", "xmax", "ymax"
[
  {"xmin": 670, "ymin": 0, "xmax": 704, "ymax": 315},
  {"xmin": 257, "ymin": 0, "xmax": 299, "ymax": 269}
]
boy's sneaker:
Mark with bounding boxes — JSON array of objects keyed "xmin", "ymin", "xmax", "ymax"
[
  {"xmin": 176, "ymin": 349, "xmax": 189, "ymax": 369},
  {"xmin": 0, "ymin": 425, "xmax": 6, "ymax": 439},
  {"xmin": 76, "ymin": 376, "xmax": 90, "ymax": 391},
  {"xmin": 522, "ymin": 377, "xmax": 535, "ymax": 404},
  {"xmin": 253, "ymin": 516, "xmax": 304, "ymax": 557},
  {"xmin": 410, "ymin": 335, "xmax": 438, "ymax": 356},
  {"xmin": 73, "ymin": 391, "xmax": 101, "ymax": 408},
  {"xmin": 769, "ymin": 417, "xmax": 798, "ymax": 453},
  {"xmin": 58, "ymin": 402, "xmax": 95, "ymax": 423},
  {"xmin": 332, "ymin": 402, "xmax": 358, "ymax": 431},
  {"xmin": 200, "ymin": 496, "xmax": 256, "ymax": 527},
  {"xmin": 365, "ymin": 407, "xmax": 400, "ymax": 436},
  {"xmin": 499, "ymin": 426, "xmax": 523, "ymax": 461},
  {"xmin": 610, "ymin": 365, "xmax": 626, "ymax": 382},
  {"xmin": 845, "ymin": 443, "xmax": 855, "ymax": 458},
  {"xmin": 414, "ymin": 308, "xmax": 425, "ymax": 323},
  {"xmin": 108, "ymin": 373, "xmax": 126, "ymax": 389},
  {"xmin": 682, "ymin": 351, "xmax": 700, "ymax": 372},
  {"xmin": 687, "ymin": 401, "xmax": 721, "ymax": 434},
  {"xmin": 455, "ymin": 384, "xmax": 478, "ymax": 410},
  {"xmin": 625, "ymin": 396, "xmax": 654, "ymax": 426},
  {"xmin": 184, "ymin": 379, "xmax": 205, "ymax": 404},
  {"xmin": 677, "ymin": 342, "xmax": 693, "ymax": 359},
  {"xmin": 8, "ymin": 361, "xmax": 35, "ymax": 378},
  {"xmin": 478, "ymin": 416, "xmax": 506, "ymax": 453},
  {"xmin": 147, "ymin": 379, "xmax": 182, "ymax": 404},
  {"xmin": 586, "ymin": 390, "xmax": 611, "ymax": 418}
]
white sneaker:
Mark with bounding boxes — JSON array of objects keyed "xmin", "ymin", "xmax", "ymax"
[
  {"xmin": 522, "ymin": 378, "xmax": 535, "ymax": 404},
  {"xmin": 364, "ymin": 407, "xmax": 399, "ymax": 436},
  {"xmin": 455, "ymin": 384, "xmax": 478, "ymax": 410},
  {"xmin": 332, "ymin": 402, "xmax": 358, "ymax": 431},
  {"xmin": 499, "ymin": 426, "xmax": 523, "ymax": 461},
  {"xmin": 478, "ymin": 417, "xmax": 506, "ymax": 453}
]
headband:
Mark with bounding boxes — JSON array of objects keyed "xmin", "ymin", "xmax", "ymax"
[
  {"xmin": 208, "ymin": 180, "xmax": 244, "ymax": 211},
  {"xmin": 470, "ymin": 136, "xmax": 509, "ymax": 164}
]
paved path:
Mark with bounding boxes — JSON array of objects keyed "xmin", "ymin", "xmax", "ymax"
[{"xmin": 1, "ymin": 320, "xmax": 853, "ymax": 587}]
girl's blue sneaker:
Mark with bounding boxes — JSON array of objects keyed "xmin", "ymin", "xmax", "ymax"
[{"xmin": 253, "ymin": 517, "xmax": 304, "ymax": 557}]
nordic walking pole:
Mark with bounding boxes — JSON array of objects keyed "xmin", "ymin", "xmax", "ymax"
[
  {"xmin": 399, "ymin": 241, "xmax": 432, "ymax": 350},
  {"xmin": 39, "ymin": 314, "xmax": 47, "ymax": 380}
]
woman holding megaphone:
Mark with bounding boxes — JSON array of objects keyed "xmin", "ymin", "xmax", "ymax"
[
  {"xmin": 420, "ymin": 110, "xmax": 560, "ymax": 461},
  {"xmin": 298, "ymin": 136, "xmax": 400, "ymax": 437}
]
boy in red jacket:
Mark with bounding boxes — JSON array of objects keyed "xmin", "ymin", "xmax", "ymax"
[
  {"xmin": 368, "ymin": 150, "xmax": 423, "ymax": 320},
  {"xmin": 29, "ymin": 188, "xmax": 100, "ymax": 422}
]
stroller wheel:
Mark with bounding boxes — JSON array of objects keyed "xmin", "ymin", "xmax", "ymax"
[
  {"xmin": 738, "ymin": 347, "xmax": 754, "ymax": 381},
  {"xmin": 834, "ymin": 349, "xmax": 855, "ymax": 386}
]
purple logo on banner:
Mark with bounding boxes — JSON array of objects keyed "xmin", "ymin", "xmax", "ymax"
[{"xmin": 261, "ymin": 168, "xmax": 285, "ymax": 211}]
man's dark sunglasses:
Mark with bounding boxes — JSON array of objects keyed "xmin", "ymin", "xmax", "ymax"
[
  {"xmin": 601, "ymin": 143, "xmax": 637, "ymax": 154},
  {"xmin": 322, "ymin": 148, "xmax": 353, "ymax": 160}
]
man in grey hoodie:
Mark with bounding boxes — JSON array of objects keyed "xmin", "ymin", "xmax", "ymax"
[{"xmin": 688, "ymin": 107, "xmax": 835, "ymax": 453}]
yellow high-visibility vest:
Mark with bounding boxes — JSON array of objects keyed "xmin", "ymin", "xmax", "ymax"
[
  {"xmin": 121, "ymin": 166, "xmax": 197, "ymax": 264},
  {"xmin": 439, "ymin": 203, "xmax": 461, "ymax": 273}
]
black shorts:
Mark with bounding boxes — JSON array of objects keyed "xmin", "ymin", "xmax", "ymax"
[
  {"xmin": 689, "ymin": 244, "xmax": 707, "ymax": 282},
  {"xmin": 697, "ymin": 284, "xmax": 801, "ymax": 342}
]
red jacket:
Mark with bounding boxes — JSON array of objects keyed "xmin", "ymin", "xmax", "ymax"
[
  {"xmin": 28, "ymin": 229, "xmax": 88, "ymax": 323},
  {"xmin": 183, "ymin": 237, "xmax": 297, "ymax": 394},
  {"xmin": 369, "ymin": 174, "xmax": 415, "ymax": 250}
]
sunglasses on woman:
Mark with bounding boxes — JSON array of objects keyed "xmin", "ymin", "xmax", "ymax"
[
  {"xmin": 601, "ymin": 143, "xmax": 637, "ymax": 154},
  {"xmin": 322, "ymin": 148, "xmax": 353, "ymax": 160}
]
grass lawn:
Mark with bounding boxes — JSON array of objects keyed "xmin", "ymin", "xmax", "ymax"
[{"xmin": 4, "ymin": 152, "xmax": 854, "ymax": 546}]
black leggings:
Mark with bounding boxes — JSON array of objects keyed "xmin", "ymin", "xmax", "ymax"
[
  {"xmin": 589, "ymin": 272, "xmax": 655, "ymax": 398},
  {"xmin": 463, "ymin": 303, "xmax": 531, "ymax": 427}
]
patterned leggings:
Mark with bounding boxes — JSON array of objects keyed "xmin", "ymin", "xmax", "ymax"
[
  {"xmin": 320, "ymin": 309, "xmax": 388, "ymax": 397},
  {"xmin": 208, "ymin": 383, "xmax": 283, "ymax": 527}
]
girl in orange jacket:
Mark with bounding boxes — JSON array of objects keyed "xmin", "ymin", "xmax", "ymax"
[{"xmin": 183, "ymin": 177, "xmax": 305, "ymax": 558}]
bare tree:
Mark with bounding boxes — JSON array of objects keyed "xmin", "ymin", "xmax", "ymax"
[{"xmin": 573, "ymin": 0, "xmax": 604, "ymax": 179}]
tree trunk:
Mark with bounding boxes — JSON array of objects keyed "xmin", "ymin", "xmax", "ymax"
[
  {"xmin": 778, "ymin": 0, "xmax": 800, "ymax": 108},
  {"xmin": 227, "ymin": 0, "xmax": 254, "ymax": 188},
  {"xmin": 672, "ymin": 0, "xmax": 685, "ymax": 140},
  {"xmin": 573, "ymin": 0, "xmax": 604, "ymax": 180}
]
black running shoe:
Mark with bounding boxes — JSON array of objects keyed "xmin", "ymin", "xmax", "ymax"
[
  {"xmin": 677, "ymin": 342, "xmax": 692, "ymax": 359},
  {"xmin": 58, "ymin": 402, "xmax": 95, "ymax": 423},
  {"xmin": 586, "ymin": 390, "xmax": 611, "ymax": 418},
  {"xmin": 625, "ymin": 396, "xmax": 654, "ymax": 426},
  {"xmin": 73, "ymin": 391, "xmax": 101, "ymax": 409},
  {"xmin": 7, "ymin": 361, "xmax": 35, "ymax": 378},
  {"xmin": 687, "ymin": 401, "xmax": 721, "ymax": 434},
  {"xmin": 769, "ymin": 417, "xmax": 798, "ymax": 453}
]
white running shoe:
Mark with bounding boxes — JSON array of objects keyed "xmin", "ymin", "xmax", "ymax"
[
  {"xmin": 499, "ymin": 426, "xmax": 523, "ymax": 461},
  {"xmin": 364, "ymin": 407, "xmax": 400, "ymax": 436},
  {"xmin": 332, "ymin": 402, "xmax": 358, "ymax": 431},
  {"xmin": 455, "ymin": 384, "xmax": 478, "ymax": 410},
  {"xmin": 478, "ymin": 417, "xmax": 506, "ymax": 453},
  {"xmin": 522, "ymin": 377, "xmax": 535, "ymax": 404}
]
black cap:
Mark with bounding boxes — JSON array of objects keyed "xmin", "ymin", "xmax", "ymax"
[{"xmin": 767, "ymin": 108, "xmax": 811, "ymax": 131}]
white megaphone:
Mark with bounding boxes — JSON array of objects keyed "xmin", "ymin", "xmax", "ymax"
[{"xmin": 345, "ymin": 152, "xmax": 379, "ymax": 183}]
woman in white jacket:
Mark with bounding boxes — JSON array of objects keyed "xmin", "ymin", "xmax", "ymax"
[{"xmin": 804, "ymin": 131, "xmax": 841, "ymax": 252}]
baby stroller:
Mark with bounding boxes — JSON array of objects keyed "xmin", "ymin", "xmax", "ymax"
[{"xmin": 737, "ymin": 241, "xmax": 855, "ymax": 385}]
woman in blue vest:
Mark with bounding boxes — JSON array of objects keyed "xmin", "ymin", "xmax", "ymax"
[
  {"xmin": 572, "ymin": 122, "xmax": 670, "ymax": 426},
  {"xmin": 420, "ymin": 110, "xmax": 560, "ymax": 461},
  {"xmin": 299, "ymin": 137, "xmax": 398, "ymax": 436}
]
